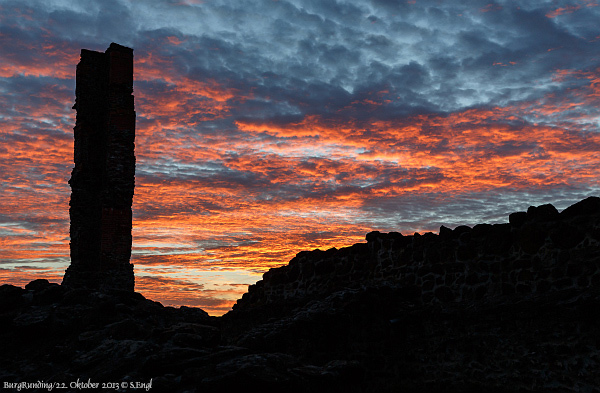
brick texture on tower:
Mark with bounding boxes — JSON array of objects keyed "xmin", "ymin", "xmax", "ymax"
[{"xmin": 62, "ymin": 43, "xmax": 136, "ymax": 291}]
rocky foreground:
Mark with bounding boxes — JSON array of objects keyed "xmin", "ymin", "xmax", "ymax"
[
  {"xmin": 2, "ymin": 197, "xmax": 600, "ymax": 392},
  {"xmin": 0, "ymin": 283, "xmax": 348, "ymax": 392}
]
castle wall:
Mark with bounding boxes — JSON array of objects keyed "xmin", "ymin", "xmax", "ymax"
[{"xmin": 234, "ymin": 198, "xmax": 600, "ymax": 310}]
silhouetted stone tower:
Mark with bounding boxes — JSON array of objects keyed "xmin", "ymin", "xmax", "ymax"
[{"xmin": 62, "ymin": 43, "xmax": 136, "ymax": 291}]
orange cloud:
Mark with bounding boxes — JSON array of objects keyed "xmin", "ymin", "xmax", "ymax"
[
  {"xmin": 480, "ymin": 4, "xmax": 503, "ymax": 13},
  {"xmin": 546, "ymin": 5, "xmax": 581, "ymax": 18},
  {"xmin": 545, "ymin": 1, "xmax": 598, "ymax": 18},
  {"xmin": 0, "ymin": 36, "xmax": 79, "ymax": 79},
  {"xmin": 235, "ymin": 104, "xmax": 600, "ymax": 195},
  {"xmin": 3, "ymin": 37, "xmax": 600, "ymax": 317}
]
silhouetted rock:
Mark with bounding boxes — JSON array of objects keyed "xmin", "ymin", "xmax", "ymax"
[
  {"xmin": 24, "ymin": 278, "xmax": 54, "ymax": 291},
  {"xmin": 439, "ymin": 224, "xmax": 453, "ymax": 238},
  {"xmin": 223, "ymin": 197, "xmax": 600, "ymax": 392},
  {"xmin": 0, "ymin": 284, "xmax": 25, "ymax": 311},
  {"xmin": 527, "ymin": 203, "xmax": 559, "ymax": 221},
  {"xmin": 508, "ymin": 211, "xmax": 527, "ymax": 227},
  {"xmin": 560, "ymin": 196, "xmax": 600, "ymax": 218},
  {"xmin": 0, "ymin": 281, "xmax": 353, "ymax": 392},
  {"xmin": 2, "ymin": 197, "xmax": 600, "ymax": 392}
]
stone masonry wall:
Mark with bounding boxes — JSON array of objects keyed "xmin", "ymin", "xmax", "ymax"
[
  {"xmin": 63, "ymin": 43, "xmax": 135, "ymax": 291},
  {"xmin": 234, "ymin": 197, "xmax": 600, "ymax": 311}
]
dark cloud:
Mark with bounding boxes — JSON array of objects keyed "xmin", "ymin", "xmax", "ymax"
[
  {"xmin": 1, "ymin": 0, "xmax": 599, "ymax": 313},
  {"xmin": 107, "ymin": 0, "xmax": 597, "ymax": 123}
]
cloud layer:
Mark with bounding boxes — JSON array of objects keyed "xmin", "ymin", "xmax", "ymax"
[{"xmin": 1, "ymin": 0, "xmax": 599, "ymax": 314}]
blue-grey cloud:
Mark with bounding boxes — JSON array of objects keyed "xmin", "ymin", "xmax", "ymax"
[{"xmin": 1, "ymin": 0, "xmax": 599, "ymax": 313}]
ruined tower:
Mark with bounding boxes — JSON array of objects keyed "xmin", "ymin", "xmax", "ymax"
[{"xmin": 62, "ymin": 43, "xmax": 136, "ymax": 291}]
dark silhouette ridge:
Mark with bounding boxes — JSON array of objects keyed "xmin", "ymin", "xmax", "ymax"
[
  {"xmin": 230, "ymin": 196, "xmax": 600, "ymax": 316},
  {"xmin": 62, "ymin": 43, "xmax": 136, "ymax": 291},
  {"xmin": 1, "ymin": 197, "xmax": 600, "ymax": 392}
]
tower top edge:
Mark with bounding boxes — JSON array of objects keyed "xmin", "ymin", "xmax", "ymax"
[
  {"xmin": 107, "ymin": 43, "xmax": 133, "ymax": 54},
  {"xmin": 80, "ymin": 43, "xmax": 133, "ymax": 58}
]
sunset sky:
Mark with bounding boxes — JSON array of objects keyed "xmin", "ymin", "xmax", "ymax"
[{"xmin": 1, "ymin": 0, "xmax": 599, "ymax": 314}]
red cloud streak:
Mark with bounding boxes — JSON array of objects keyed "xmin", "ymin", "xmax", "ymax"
[{"xmin": 2, "ymin": 41, "xmax": 599, "ymax": 315}]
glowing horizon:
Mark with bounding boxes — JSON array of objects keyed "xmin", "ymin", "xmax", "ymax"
[{"xmin": 1, "ymin": 0, "xmax": 599, "ymax": 315}]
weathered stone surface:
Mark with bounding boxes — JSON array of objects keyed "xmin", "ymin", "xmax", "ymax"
[
  {"xmin": 63, "ymin": 43, "xmax": 136, "ymax": 292},
  {"xmin": 223, "ymin": 282, "xmax": 600, "ymax": 393}
]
